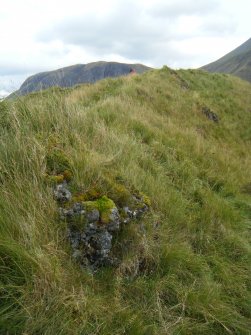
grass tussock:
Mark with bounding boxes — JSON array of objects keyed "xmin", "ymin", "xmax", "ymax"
[{"xmin": 0, "ymin": 67, "xmax": 251, "ymax": 334}]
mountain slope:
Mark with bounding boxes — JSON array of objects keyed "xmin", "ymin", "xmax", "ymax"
[
  {"xmin": 10, "ymin": 61, "xmax": 151, "ymax": 97},
  {"xmin": 0, "ymin": 68, "xmax": 251, "ymax": 334},
  {"xmin": 201, "ymin": 38, "xmax": 251, "ymax": 82}
]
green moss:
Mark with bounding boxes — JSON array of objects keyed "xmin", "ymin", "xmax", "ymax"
[
  {"xmin": 100, "ymin": 176, "xmax": 132, "ymax": 207},
  {"xmin": 96, "ymin": 196, "xmax": 116, "ymax": 224},
  {"xmin": 97, "ymin": 174, "xmax": 151, "ymax": 210},
  {"xmin": 83, "ymin": 196, "xmax": 116, "ymax": 224},
  {"xmin": 83, "ymin": 200, "xmax": 98, "ymax": 212}
]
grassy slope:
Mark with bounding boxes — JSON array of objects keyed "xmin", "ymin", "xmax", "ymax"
[{"xmin": 0, "ymin": 67, "xmax": 251, "ymax": 334}]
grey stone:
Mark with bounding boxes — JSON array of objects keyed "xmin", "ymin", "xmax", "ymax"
[
  {"xmin": 89, "ymin": 230, "xmax": 112, "ymax": 252},
  {"xmin": 86, "ymin": 209, "xmax": 100, "ymax": 223},
  {"xmin": 72, "ymin": 202, "xmax": 84, "ymax": 213},
  {"xmin": 107, "ymin": 207, "xmax": 120, "ymax": 232},
  {"xmin": 123, "ymin": 206, "xmax": 133, "ymax": 217},
  {"xmin": 54, "ymin": 182, "xmax": 72, "ymax": 203},
  {"xmin": 202, "ymin": 106, "xmax": 219, "ymax": 123},
  {"xmin": 66, "ymin": 229, "xmax": 82, "ymax": 249},
  {"xmin": 59, "ymin": 202, "xmax": 86, "ymax": 223}
]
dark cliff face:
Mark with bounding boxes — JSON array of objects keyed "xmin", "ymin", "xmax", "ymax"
[
  {"xmin": 11, "ymin": 62, "xmax": 151, "ymax": 97},
  {"xmin": 201, "ymin": 38, "xmax": 251, "ymax": 83}
]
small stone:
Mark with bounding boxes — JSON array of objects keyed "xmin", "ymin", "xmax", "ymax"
[
  {"xmin": 86, "ymin": 209, "xmax": 100, "ymax": 223},
  {"xmin": 72, "ymin": 202, "xmax": 84, "ymax": 213},
  {"xmin": 93, "ymin": 230, "xmax": 112, "ymax": 251},
  {"xmin": 107, "ymin": 207, "xmax": 120, "ymax": 232},
  {"xmin": 67, "ymin": 229, "xmax": 82, "ymax": 249},
  {"xmin": 54, "ymin": 182, "xmax": 72, "ymax": 202},
  {"xmin": 89, "ymin": 230, "xmax": 113, "ymax": 266},
  {"xmin": 202, "ymin": 106, "xmax": 219, "ymax": 123},
  {"xmin": 85, "ymin": 222, "xmax": 98, "ymax": 233},
  {"xmin": 123, "ymin": 206, "xmax": 134, "ymax": 218}
]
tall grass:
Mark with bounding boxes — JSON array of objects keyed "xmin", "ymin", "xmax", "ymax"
[{"xmin": 0, "ymin": 68, "xmax": 251, "ymax": 334}]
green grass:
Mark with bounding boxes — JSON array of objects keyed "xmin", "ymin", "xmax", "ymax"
[{"xmin": 0, "ymin": 67, "xmax": 251, "ymax": 334}]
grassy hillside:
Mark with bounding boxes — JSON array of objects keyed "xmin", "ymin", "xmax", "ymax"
[
  {"xmin": 0, "ymin": 67, "xmax": 251, "ymax": 334},
  {"xmin": 201, "ymin": 38, "xmax": 251, "ymax": 83}
]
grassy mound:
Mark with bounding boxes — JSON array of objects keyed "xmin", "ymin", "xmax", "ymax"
[{"xmin": 0, "ymin": 67, "xmax": 251, "ymax": 334}]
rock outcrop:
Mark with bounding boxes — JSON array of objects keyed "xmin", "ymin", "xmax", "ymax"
[
  {"xmin": 45, "ymin": 143, "xmax": 150, "ymax": 269},
  {"xmin": 53, "ymin": 179, "xmax": 149, "ymax": 269},
  {"xmin": 47, "ymin": 155, "xmax": 150, "ymax": 269}
]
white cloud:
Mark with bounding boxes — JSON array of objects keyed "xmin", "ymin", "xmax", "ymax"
[
  {"xmin": 148, "ymin": 0, "xmax": 219, "ymax": 17},
  {"xmin": 0, "ymin": 90, "xmax": 10, "ymax": 98},
  {"xmin": 0, "ymin": 0, "xmax": 250, "ymax": 92}
]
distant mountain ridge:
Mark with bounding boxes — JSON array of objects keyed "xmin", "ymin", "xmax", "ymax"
[
  {"xmin": 11, "ymin": 61, "xmax": 151, "ymax": 97},
  {"xmin": 201, "ymin": 38, "xmax": 251, "ymax": 82}
]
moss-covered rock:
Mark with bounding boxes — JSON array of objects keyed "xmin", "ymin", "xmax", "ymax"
[
  {"xmin": 55, "ymin": 171, "xmax": 150, "ymax": 269},
  {"xmin": 83, "ymin": 196, "xmax": 118, "ymax": 225}
]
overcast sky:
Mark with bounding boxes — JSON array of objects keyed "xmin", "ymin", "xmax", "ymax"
[{"xmin": 0, "ymin": 0, "xmax": 250, "ymax": 96}]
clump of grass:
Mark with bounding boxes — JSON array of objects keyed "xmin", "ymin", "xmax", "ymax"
[{"xmin": 0, "ymin": 68, "xmax": 251, "ymax": 334}]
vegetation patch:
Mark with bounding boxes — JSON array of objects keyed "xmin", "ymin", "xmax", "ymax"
[
  {"xmin": 83, "ymin": 195, "xmax": 116, "ymax": 224},
  {"xmin": 44, "ymin": 144, "xmax": 74, "ymax": 186},
  {"xmin": 46, "ymin": 148, "xmax": 72, "ymax": 175}
]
